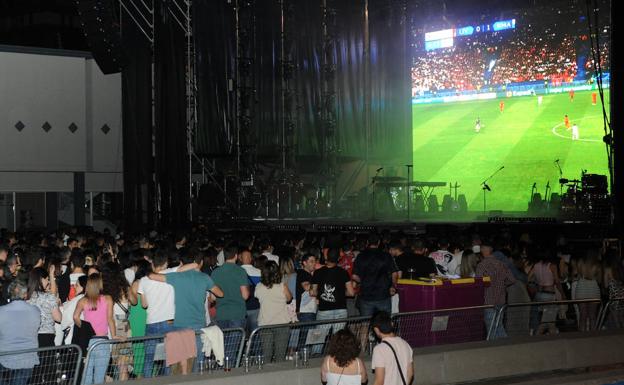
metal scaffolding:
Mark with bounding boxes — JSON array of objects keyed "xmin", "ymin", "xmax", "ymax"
[
  {"xmin": 118, "ymin": 0, "xmax": 201, "ymax": 222},
  {"xmin": 235, "ymin": 0, "xmax": 257, "ymax": 213},
  {"xmin": 320, "ymin": 0, "xmax": 338, "ymax": 211}
]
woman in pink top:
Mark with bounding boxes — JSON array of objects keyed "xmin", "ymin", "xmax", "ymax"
[{"xmin": 73, "ymin": 274, "xmax": 117, "ymax": 385}]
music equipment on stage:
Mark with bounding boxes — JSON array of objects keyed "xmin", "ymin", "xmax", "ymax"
[
  {"xmin": 372, "ymin": 176, "xmax": 406, "ymax": 182},
  {"xmin": 372, "ymin": 178, "xmax": 446, "ymax": 216},
  {"xmin": 553, "ymin": 172, "xmax": 610, "ymax": 222},
  {"xmin": 581, "ymin": 173, "xmax": 608, "ymax": 194}
]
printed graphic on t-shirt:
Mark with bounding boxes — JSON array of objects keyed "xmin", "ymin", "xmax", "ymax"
[{"xmin": 321, "ymin": 284, "xmax": 336, "ymax": 303}]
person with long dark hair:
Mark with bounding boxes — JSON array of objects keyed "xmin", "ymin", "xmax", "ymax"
[
  {"xmin": 321, "ymin": 329, "xmax": 367, "ymax": 385},
  {"xmin": 27, "ymin": 266, "xmax": 62, "ymax": 384},
  {"xmin": 255, "ymin": 260, "xmax": 292, "ymax": 362}
]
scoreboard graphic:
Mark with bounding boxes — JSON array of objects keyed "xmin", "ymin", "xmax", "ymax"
[{"xmin": 424, "ymin": 19, "xmax": 516, "ymax": 51}]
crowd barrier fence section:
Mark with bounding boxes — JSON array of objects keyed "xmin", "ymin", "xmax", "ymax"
[
  {"xmin": 4, "ymin": 301, "xmax": 618, "ymax": 385},
  {"xmin": 597, "ymin": 298, "xmax": 624, "ymax": 331},
  {"xmin": 0, "ymin": 344, "xmax": 82, "ymax": 385},
  {"xmin": 80, "ymin": 328, "xmax": 245, "ymax": 384},
  {"xmin": 490, "ymin": 299, "xmax": 604, "ymax": 338},
  {"xmin": 244, "ymin": 305, "xmax": 498, "ymax": 364}
]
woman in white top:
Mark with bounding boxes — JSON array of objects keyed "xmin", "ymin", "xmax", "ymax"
[
  {"xmin": 321, "ymin": 329, "xmax": 367, "ymax": 385},
  {"xmin": 255, "ymin": 261, "xmax": 292, "ymax": 362}
]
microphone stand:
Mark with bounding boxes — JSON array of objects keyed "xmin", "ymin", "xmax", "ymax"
[
  {"xmin": 555, "ymin": 159, "xmax": 563, "ymax": 195},
  {"xmin": 544, "ymin": 181, "xmax": 551, "ymax": 210},
  {"xmin": 371, "ymin": 168, "xmax": 382, "ymax": 221},
  {"xmin": 481, "ymin": 166, "xmax": 504, "ymax": 214},
  {"xmin": 406, "ymin": 165, "xmax": 413, "ymax": 221}
]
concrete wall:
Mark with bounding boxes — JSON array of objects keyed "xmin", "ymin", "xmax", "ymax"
[
  {"xmin": 0, "ymin": 47, "xmax": 122, "ymax": 192},
  {"xmin": 131, "ymin": 332, "xmax": 624, "ymax": 385}
]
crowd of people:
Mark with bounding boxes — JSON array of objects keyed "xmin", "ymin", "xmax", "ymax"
[
  {"xmin": 411, "ymin": 44, "xmax": 487, "ymax": 95},
  {"xmin": 0, "ymin": 226, "xmax": 622, "ymax": 385},
  {"xmin": 489, "ymin": 30, "xmax": 577, "ymax": 86}
]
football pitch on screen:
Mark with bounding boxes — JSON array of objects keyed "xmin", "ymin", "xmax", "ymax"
[{"xmin": 412, "ymin": 90, "xmax": 610, "ymax": 213}]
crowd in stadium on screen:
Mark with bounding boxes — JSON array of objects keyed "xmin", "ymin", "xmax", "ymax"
[{"xmin": 411, "ymin": 7, "xmax": 610, "ymax": 97}]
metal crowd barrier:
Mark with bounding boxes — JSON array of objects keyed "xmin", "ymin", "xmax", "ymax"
[
  {"xmin": 244, "ymin": 305, "xmax": 497, "ymax": 363},
  {"xmin": 490, "ymin": 298, "xmax": 604, "ymax": 338},
  {"xmin": 597, "ymin": 298, "xmax": 624, "ymax": 330},
  {"xmin": 0, "ymin": 344, "xmax": 82, "ymax": 385},
  {"xmin": 81, "ymin": 328, "xmax": 245, "ymax": 384},
  {"xmin": 8, "ymin": 301, "xmax": 614, "ymax": 385},
  {"xmin": 394, "ymin": 305, "xmax": 496, "ymax": 345},
  {"xmin": 245, "ymin": 315, "xmax": 373, "ymax": 363}
]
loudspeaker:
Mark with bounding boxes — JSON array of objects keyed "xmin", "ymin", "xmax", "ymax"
[{"xmin": 75, "ymin": 0, "xmax": 125, "ymax": 74}]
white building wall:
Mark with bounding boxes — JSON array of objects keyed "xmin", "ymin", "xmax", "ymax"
[{"xmin": 0, "ymin": 47, "xmax": 123, "ymax": 192}]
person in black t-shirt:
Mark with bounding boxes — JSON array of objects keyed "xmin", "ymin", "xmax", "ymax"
[
  {"xmin": 390, "ymin": 240, "xmax": 437, "ymax": 280},
  {"xmin": 352, "ymin": 235, "xmax": 398, "ymax": 316},
  {"xmin": 311, "ymin": 249, "xmax": 353, "ymax": 326}
]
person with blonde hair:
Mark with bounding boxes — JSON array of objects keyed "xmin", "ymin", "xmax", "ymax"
[
  {"xmin": 459, "ymin": 250, "xmax": 480, "ymax": 278},
  {"xmin": 573, "ymin": 252, "xmax": 602, "ymax": 331},
  {"xmin": 73, "ymin": 274, "xmax": 118, "ymax": 385}
]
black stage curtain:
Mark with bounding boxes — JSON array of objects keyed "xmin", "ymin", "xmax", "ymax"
[
  {"xmin": 193, "ymin": 0, "xmax": 410, "ymax": 165},
  {"xmin": 193, "ymin": 0, "xmax": 236, "ymax": 156},
  {"xmin": 154, "ymin": 2, "xmax": 189, "ymax": 226},
  {"xmin": 121, "ymin": 7, "xmax": 154, "ymax": 229},
  {"xmin": 611, "ymin": 0, "xmax": 622, "ymax": 230}
]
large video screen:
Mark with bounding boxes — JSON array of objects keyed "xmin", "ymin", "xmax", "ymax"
[{"xmin": 410, "ymin": 1, "xmax": 610, "ymax": 216}]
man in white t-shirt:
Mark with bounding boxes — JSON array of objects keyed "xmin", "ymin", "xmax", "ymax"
[
  {"xmin": 260, "ymin": 239, "xmax": 280, "ymax": 264},
  {"xmin": 138, "ymin": 251, "xmax": 177, "ymax": 377},
  {"xmin": 371, "ymin": 311, "xmax": 413, "ymax": 385},
  {"xmin": 428, "ymin": 239, "xmax": 459, "ymax": 277}
]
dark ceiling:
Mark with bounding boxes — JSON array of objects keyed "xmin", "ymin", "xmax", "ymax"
[{"xmin": 0, "ymin": 0, "xmax": 88, "ymax": 50}]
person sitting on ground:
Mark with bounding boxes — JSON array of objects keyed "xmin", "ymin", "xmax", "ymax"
[{"xmin": 321, "ymin": 329, "xmax": 368, "ymax": 385}]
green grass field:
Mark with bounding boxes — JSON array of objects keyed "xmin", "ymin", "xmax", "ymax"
[{"xmin": 412, "ymin": 89, "xmax": 610, "ymax": 213}]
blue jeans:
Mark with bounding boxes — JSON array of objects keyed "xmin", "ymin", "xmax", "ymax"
[
  {"xmin": 215, "ymin": 319, "xmax": 246, "ymax": 367},
  {"xmin": 358, "ymin": 298, "xmax": 391, "ymax": 317},
  {"xmin": 485, "ymin": 306, "xmax": 507, "ymax": 339},
  {"xmin": 294, "ymin": 312, "xmax": 317, "ymax": 350},
  {"xmin": 0, "ymin": 364, "xmax": 33, "ymax": 385},
  {"xmin": 313, "ymin": 309, "xmax": 348, "ymax": 354},
  {"xmin": 143, "ymin": 321, "xmax": 174, "ymax": 378},
  {"xmin": 84, "ymin": 338, "xmax": 111, "ymax": 385},
  {"xmin": 246, "ymin": 309, "xmax": 259, "ymax": 334}
]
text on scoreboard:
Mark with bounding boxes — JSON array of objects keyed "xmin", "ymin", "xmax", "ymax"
[{"xmin": 424, "ymin": 19, "xmax": 516, "ymax": 51}]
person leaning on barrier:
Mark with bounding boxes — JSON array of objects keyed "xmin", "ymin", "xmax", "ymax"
[{"xmin": 0, "ymin": 280, "xmax": 41, "ymax": 385}]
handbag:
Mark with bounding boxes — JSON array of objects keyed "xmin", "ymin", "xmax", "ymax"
[
  {"xmin": 382, "ymin": 340, "xmax": 407, "ymax": 385},
  {"xmin": 71, "ymin": 321, "xmax": 96, "ymax": 354}
]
